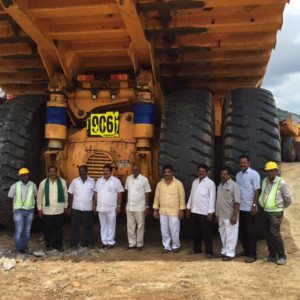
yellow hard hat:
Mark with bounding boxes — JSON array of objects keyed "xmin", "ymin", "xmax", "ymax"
[
  {"xmin": 264, "ymin": 162, "xmax": 278, "ymax": 171},
  {"xmin": 18, "ymin": 168, "xmax": 30, "ymax": 176}
]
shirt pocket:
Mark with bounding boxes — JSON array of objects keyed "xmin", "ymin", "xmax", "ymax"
[
  {"xmin": 242, "ymin": 177, "xmax": 252, "ymax": 189},
  {"xmin": 135, "ymin": 182, "xmax": 144, "ymax": 192},
  {"xmin": 75, "ymin": 184, "xmax": 82, "ymax": 192},
  {"xmin": 96, "ymin": 182, "xmax": 105, "ymax": 192},
  {"xmin": 224, "ymin": 192, "xmax": 233, "ymax": 202},
  {"xmin": 199, "ymin": 187, "xmax": 209, "ymax": 198},
  {"xmin": 107, "ymin": 186, "xmax": 115, "ymax": 193}
]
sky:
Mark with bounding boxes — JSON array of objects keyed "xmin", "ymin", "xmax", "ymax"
[{"xmin": 262, "ymin": 0, "xmax": 300, "ymax": 113}]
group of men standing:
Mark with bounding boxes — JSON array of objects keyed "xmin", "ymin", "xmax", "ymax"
[
  {"xmin": 8, "ymin": 154, "xmax": 292, "ymax": 265},
  {"xmin": 153, "ymin": 156, "xmax": 291, "ymax": 265},
  {"xmin": 7, "ymin": 163, "xmax": 151, "ymax": 254}
]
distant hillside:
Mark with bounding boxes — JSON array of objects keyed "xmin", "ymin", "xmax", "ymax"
[{"xmin": 277, "ymin": 108, "xmax": 300, "ymax": 122}]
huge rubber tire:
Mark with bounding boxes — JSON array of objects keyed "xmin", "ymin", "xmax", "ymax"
[
  {"xmin": 222, "ymin": 88, "xmax": 281, "ymax": 176},
  {"xmin": 282, "ymin": 136, "xmax": 296, "ymax": 162},
  {"xmin": 222, "ymin": 88, "xmax": 281, "ymax": 239},
  {"xmin": 0, "ymin": 95, "xmax": 46, "ymax": 228},
  {"xmin": 159, "ymin": 90, "xmax": 214, "ymax": 195}
]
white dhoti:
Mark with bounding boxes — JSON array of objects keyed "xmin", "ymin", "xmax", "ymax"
[
  {"xmin": 218, "ymin": 217, "xmax": 239, "ymax": 257},
  {"xmin": 159, "ymin": 214, "xmax": 180, "ymax": 250},
  {"xmin": 98, "ymin": 211, "xmax": 116, "ymax": 245}
]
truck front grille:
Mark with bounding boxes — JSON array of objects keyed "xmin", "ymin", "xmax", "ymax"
[{"xmin": 86, "ymin": 152, "xmax": 115, "ymax": 180}]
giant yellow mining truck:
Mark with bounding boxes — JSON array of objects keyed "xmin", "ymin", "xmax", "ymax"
[
  {"xmin": 0, "ymin": 0, "xmax": 288, "ymax": 227},
  {"xmin": 280, "ymin": 115, "xmax": 300, "ymax": 162}
]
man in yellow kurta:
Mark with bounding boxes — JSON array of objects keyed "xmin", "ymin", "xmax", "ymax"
[{"xmin": 153, "ymin": 164, "xmax": 185, "ymax": 253}]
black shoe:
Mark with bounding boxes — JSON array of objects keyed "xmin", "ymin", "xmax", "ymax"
[
  {"xmin": 187, "ymin": 249, "xmax": 201, "ymax": 255},
  {"xmin": 236, "ymin": 251, "xmax": 247, "ymax": 257},
  {"xmin": 55, "ymin": 246, "xmax": 64, "ymax": 252},
  {"xmin": 99, "ymin": 244, "xmax": 107, "ymax": 249},
  {"xmin": 137, "ymin": 246, "xmax": 143, "ymax": 251},
  {"xmin": 125, "ymin": 245, "xmax": 137, "ymax": 250},
  {"xmin": 206, "ymin": 254, "xmax": 214, "ymax": 259},
  {"xmin": 22, "ymin": 248, "xmax": 33, "ymax": 255},
  {"xmin": 245, "ymin": 256, "xmax": 257, "ymax": 263},
  {"xmin": 46, "ymin": 246, "xmax": 54, "ymax": 251},
  {"xmin": 217, "ymin": 253, "xmax": 226, "ymax": 258},
  {"xmin": 263, "ymin": 256, "xmax": 277, "ymax": 263},
  {"xmin": 222, "ymin": 256, "xmax": 233, "ymax": 261},
  {"xmin": 173, "ymin": 248, "xmax": 181, "ymax": 253},
  {"xmin": 69, "ymin": 244, "xmax": 78, "ymax": 250},
  {"xmin": 162, "ymin": 249, "xmax": 172, "ymax": 254},
  {"xmin": 81, "ymin": 243, "xmax": 94, "ymax": 249}
]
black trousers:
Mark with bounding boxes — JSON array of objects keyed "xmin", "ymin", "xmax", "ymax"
[
  {"xmin": 263, "ymin": 210, "xmax": 285, "ymax": 259},
  {"xmin": 239, "ymin": 211, "xmax": 257, "ymax": 258},
  {"xmin": 43, "ymin": 213, "xmax": 64, "ymax": 249},
  {"xmin": 191, "ymin": 213, "xmax": 214, "ymax": 254},
  {"xmin": 70, "ymin": 209, "xmax": 94, "ymax": 247}
]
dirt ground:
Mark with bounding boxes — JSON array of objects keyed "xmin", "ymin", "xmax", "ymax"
[{"xmin": 0, "ymin": 163, "xmax": 300, "ymax": 299}]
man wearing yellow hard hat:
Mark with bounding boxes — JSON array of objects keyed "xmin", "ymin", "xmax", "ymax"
[
  {"xmin": 7, "ymin": 168, "xmax": 38, "ymax": 254},
  {"xmin": 259, "ymin": 161, "xmax": 292, "ymax": 265}
]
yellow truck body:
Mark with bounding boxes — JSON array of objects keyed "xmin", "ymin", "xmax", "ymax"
[{"xmin": 0, "ymin": 0, "xmax": 289, "ymax": 227}]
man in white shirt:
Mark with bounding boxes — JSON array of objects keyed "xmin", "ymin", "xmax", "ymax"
[
  {"xmin": 68, "ymin": 165, "xmax": 95, "ymax": 249},
  {"xmin": 236, "ymin": 155, "xmax": 260, "ymax": 263},
  {"xmin": 125, "ymin": 165, "xmax": 151, "ymax": 251},
  {"xmin": 186, "ymin": 164, "xmax": 216, "ymax": 258},
  {"xmin": 93, "ymin": 164, "xmax": 124, "ymax": 249},
  {"xmin": 37, "ymin": 165, "xmax": 68, "ymax": 252}
]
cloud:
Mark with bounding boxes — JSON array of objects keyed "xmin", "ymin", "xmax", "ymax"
[
  {"xmin": 262, "ymin": 0, "xmax": 300, "ymax": 112},
  {"xmin": 264, "ymin": 72, "xmax": 300, "ymax": 113}
]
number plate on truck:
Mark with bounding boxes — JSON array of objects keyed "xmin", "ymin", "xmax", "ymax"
[{"xmin": 87, "ymin": 112, "xmax": 119, "ymax": 137}]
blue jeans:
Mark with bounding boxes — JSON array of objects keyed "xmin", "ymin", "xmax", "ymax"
[{"xmin": 13, "ymin": 209, "xmax": 34, "ymax": 252}]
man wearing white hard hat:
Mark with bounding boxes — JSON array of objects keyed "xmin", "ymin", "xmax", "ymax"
[
  {"xmin": 7, "ymin": 168, "xmax": 38, "ymax": 254},
  {"xmin": 259, "ymin": 161, "xmax": 292, "ymax": 265}
]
